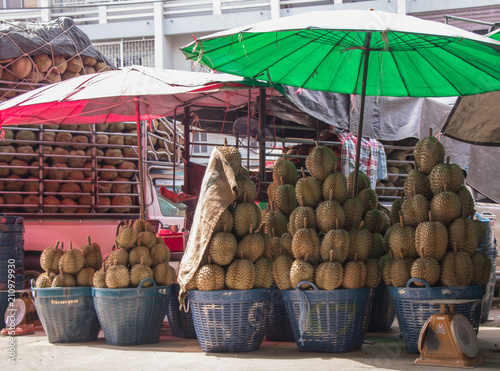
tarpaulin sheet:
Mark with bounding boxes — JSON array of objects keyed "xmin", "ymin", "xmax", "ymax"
[
  {"xmin": 0, "ymin": 17, "xmax": 111, "ymax": 64},
  {"xmin": 177, "ymin": 149, "xmax": 238, "ymax": 303}
]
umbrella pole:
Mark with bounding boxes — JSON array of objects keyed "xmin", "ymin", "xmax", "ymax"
[
  {"xmin": 136, "ymin": 99, "xmax": 146, "ymax": 220},
  {"xmin": 353, "ymin": 33, "xmax": 372, "ymax": 197}
]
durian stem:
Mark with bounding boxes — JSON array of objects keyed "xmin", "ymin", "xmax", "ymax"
[
  {"xmin": 224, "ymin": 137, "xmax": 228, "ymax": 147},
  {"xmin": 69, "ymin": 241, "xmax": 72, "ymax": 250},
  {"xmin": 358, "ymin": 221, "xmax": 364, "ymax": 230},
  {"xmin": 208, "ymin": 255, "xmax": 212, "ymax": 264},
  {"xmin": 453, "ymin": 242, "xmax": 458, "ymax": 253},
  {"xmin": 55, "ymin": 240, "xmax": 60, "ymax": 249},
  {"xmin": 389, "ymin": 250, "xmax": 394, "ymax": 259},
  {"xmin": 329, "ymin": 250, "xmax": 334, "ymax": 263},
  {"xmin": 272, "ymin": 227, "xmax": 275, "ymax": 238},
  {"xmin": 60, "ymin": 242, "xmax": 64, "ymax": 250},
  {"xmin": 482, "ymin": 245, "xmax": 488, "ymax": 256},
  {"xmin": 224, "ymin": 223, "xmax": 227, "ymax": 233},
  {"xmin": 301, "ymin": 167, "xmax": 306, "ymax": 179},
  {"xmin": 87, "ymin": 236, "xmax": 91, "ymax": 245},
  {"xmin": 461, "ymin": 207, "xmax": 465, "ymax": 219},
  {"xmin": 446, "ymin": 156, "xmax": 450, "ymax": 165},
  {"xmin": 399, "ymin": 211, "xmax": 404, "ymax": 229},
  {"xmin": 354, "ymin": 253, "xmax": 358, "ymax": 262},
  {"xmin": 243, "ymin": 192, "xmax": 247, "ymax": 204},
  {"xmin": 299, "ymin": 195, "xmax": 305, "ymax": 208},
  {"xmin": 335, "ymin": 219, "xmax": 339, "ymax": 230},
  {"xmin": 399, "ymin": 250, "xmax": 404, "ymax": 260},
  {"xmin": 429, "ymin": 128, "xmax": 433, "ymax": 137},
  {"xmin": 304, "ymin": 252, "xmax": 309, "ymax": 263},
  {"xmin": 280, "ymin": 176, "xmax": 284, "ymax": 186},
  {"xmin": 329, "ymin": 189, "xmax": 333, "ymax": 202},
  {"xmin": 428, "ymin": 211, "xmax": 433, "ymax": 223},
  {"xmin": 113, "ymin": 259, "xmax": 118, "ymax": 267},
  {"xmin": 249, "ymin": 224, "xmax": 253, "ymax": 235},
  {"xmin": 303, "ymin": 218, "xmax": 307, "ymax": 229}
]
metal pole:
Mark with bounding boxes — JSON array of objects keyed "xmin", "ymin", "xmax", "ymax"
[
  {"xmin": 258, "ymin": 88, "xmax": 266, "ymax": 182},
  {"xmin": 173, "ymin": 111, "xmax": 177, "ymax": 193},
  {"xmin": 247, "ymin": 89, "xmax": 251, "ymax": 170},
  {"xmin": 183, "ymin": 106, "xmax": 191, "ymax": 193},
  {"xmin": 353, "ymin": 33, "xmax": 371, "ymax": 197},
  {"xmin": 135, "ymin": 99, "xmax": 146, "ymax": 219}
]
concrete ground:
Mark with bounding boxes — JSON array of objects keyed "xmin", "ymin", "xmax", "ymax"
[{"xmin": 3, "ymin": 299, "xmax": 500, "ymax": 371}]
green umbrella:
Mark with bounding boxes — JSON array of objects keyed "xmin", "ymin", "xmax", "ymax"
[{"xmin": 182, "ymin": 10, "xmax": 500, "ymax": 194}]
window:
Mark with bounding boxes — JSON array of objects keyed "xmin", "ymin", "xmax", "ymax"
[{"xmin": 193, "ymin": 132, "xmax": 208, "ymax": 154}]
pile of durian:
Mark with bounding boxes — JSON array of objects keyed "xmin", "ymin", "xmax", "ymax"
[
  {"xmin": 384, "ymin": 131, "xmax": 491, "ymax": 288},
  {"xmin": 189, "ymin": 142, "xmax": 392, "ymax": 291},
  {"xmin": 35, "ymin": 219, "xmax": 175, "ymax": 289}
]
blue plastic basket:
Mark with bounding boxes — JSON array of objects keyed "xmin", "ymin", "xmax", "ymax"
[
  {"xmin": 481, "ymin": 249, "xmax": 497, "ymax": 323},
  {"xmin": 188, "ymin": 288, "xmax": 270, "ymax": 352},
  {"xmin": 93, "ymin": 278, "xmax": 170, "ymax": 346},
  {"xmin": 475, "ymin": 213, "xmax": 495, "ymax": 245},
  {"xmin": 0, "ymin": 291, "xmax": 9, "ymax": 328},
  {"xmin": 265, "ymin": 286, "xmax": 295, "ymax": 342},
  {"xmin": 367, "ymin": 282, "xmax": 395, "ymax": 332},
  {"xmin": 0, "ymin": 215, "xmax": 24, "ymax": 234},
  {"xmin": 387, "ymin": 278, "xmax": 486, "ymax": 354},
  {"xmin": 282, "ymin": 281, "xmax": 374, "ymax": 353},
  {"xmin": 31, "ymin": 282, "xmax": 100, "ymax": 343},
  {"xmin": 166, "ymin": 283, "xmax": 196, "ymax": 339}
]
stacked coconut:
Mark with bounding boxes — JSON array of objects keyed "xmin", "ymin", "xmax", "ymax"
[
  {"xmin": 35, "ymin": 237, "xmax": 103, "ymax": 288},
  {"xmin": 265, "ymin": 144, "xmax": 391, "ymax": 291},
  {"xmin": 0, "ymin": 54, "xmax": 112, "ymax": 102},
  {"xmin": 383, "ymin": 130, "xmax": 491, "ymax": 288}
]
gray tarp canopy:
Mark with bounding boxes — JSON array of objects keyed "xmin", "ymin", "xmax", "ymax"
[{"xmin": 282, "ymin": 87, "xmax": 499, "ymax": 204}]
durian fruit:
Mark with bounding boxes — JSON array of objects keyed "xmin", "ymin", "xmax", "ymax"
[
  {"xmin": 93, "ymin": 266, "xmax": 107, "ymax": 288},
  {"xmin": 80, "ymin": 236, "xmax": 102, "ymax": 271},
  {"xmin": 58, "ymin": 242, "xmax": 85, "ymax": 275},
  {"xmin": 342, "ymin": 255, "xmax": 367, "ymax": 289},
  {"xmin": 216, "ymin": 138, "xmax": 241, "ymax": 175},
  {"xmin": 225, "ymin": 257, "xmax": 255, "ymax": 290},
  {"xmin": 429, "ymin": 156, "xmax": 464, "ymax": 195},
  {"xmin": 236, "ymin": 176, "xmax": 257, "ymax": 203},
  {"xmin": 382, "ymin": 253, "xmax": 395, "ymax": 286},
  {"xmin": 388, "ymin": 251, "xmax": 413, "ymax": 287},
  {"xmin": 448, "ymin": 214, "xmax": 479, "ymax": 256},
  {"xmin": 237, "ymin": 225, "xmax": 265, "ymax": 262},
  {"xmin": 132, "ymin": 219, "xmax": 146, "ymax": 234},
  {"xmin": 153, "ymin": 259, "xmax": 175, "ymax": 286},
  {"xmin": 263, "ymin": 203, "xmax": 288, "ymax": 237},
  {"xmin": 295, "ymin": 168, "xmax": 322, "ymax": 209},
  {"xmin": 390, "ymin": 196, "xmax": 404, "ymax": 225},
  {"xmin": 264, "ymin": 229, "xmax": 282, "ymax": 261},
  {"xmin": 387, "ymin": 166, "xmax": 399, "ymax": 183},
  {"xmin": 305, "ymin": 144, "xmax": 337, "ymax": 182},
  {"xmin": 273, "ymin": 178, "xmax": 297, "ymax": 216},
  {"xmin": 348, "ymin": 171, "xmax": 371, "ymax": 193},
  {"xmin": 129, "ymin": 246, "xmax": 152, "ymax": 267},
  {"xmin": 36, "ymin": 272, "xmax": 55, "ymax": 288},
  {"xmin": 347, "ymin": 222, "xmax": 372, "ymax": 262},
  {"xmin": 137, "ymin": 231, "xmax": 157, "ymax": 250},
  {"xmin": 369, "ymin": 233, "xmax": 386, "ymax": 259},
  {"xmin": 316, "ymin": 190, "xmax": 345, "ymax": 233},
  {"xmin": 411, "ymin": 246, "xmax": 441, "ymax": 287},
  {"xmin": 401, "ymin": 193, "xmax": 430, "ymax": 228},
  {"xmin": 289, "ymin": 197, "xmax": 317, "ymax": 235},
  {"xmin": 150, "ymin": 239, "xmax": 171, "ymax": 266},
  {"xmin": 389, "ymin": 214, "xmax": 417, "ymax": 260},
  {"xmin": 115, "ymin": 220, "xmax": 137, "ymax": 250},
  {"xmin": 358, "ymin": 188, "xmax": 378, "ymax": 215},
  {"xmin": 77, "ymin": 265, "xmax": 96, "ymax": 287},
  {"xmin": 106, "ymin": 260, "xmax": 130, "ymax": 288},
  {"xmin": 364, "ymin": 206, "xmax": 386, "ymax": 234},
  {"xmin": 290, "ymin": 254, "xmax": 315, "ymax": 290},
  {"xmin": 430, "ymin": 189, "xmax": 461, "ymax": 226},
  {"xmin": 322, "ymin": 172, "xmax": 348, "ymax": 204},
  {"xmin": 197, "ymin": 258, "xmax": 226, "ymax": 291},
  {"xmin": 208, "ymin": 225, "xmax": 237, "ymax": 265},
  {"xmin": 320, "ymin": 219, "xmax": 349, "ymax": 263},
  {"xmin": 440, "ymin": 243, "xmax": 473, "ymax": 287},
  {"xmin": 130, "ymin": 257, "xmax": 154, "ymax": 287},
  {"xmin": 254, "ymin": 256, "xmax": 274, "ymax": 289},
  {"xmin": 471, "ymin": 247, "xmax": 492, "ymax": 286},
  {"xmin": 214, "ymin": 208, "xmax": 234, "ymax": 234},
  {"xmin": 107, "ymin": 247, "xmax": 128, "ymax": 267},
  {"xmin": 52, "ymin": 273, "xmax": 76, "ymax": 288},
  {"xmin": 280, "ymin": 229, "xmax": 293, "ymax": 257},
  {"xmin": 40, "ymin": 240, "xmax": 63, "ymax": 274},
  {"xmin": 273, "ymin": 254, "xmax": 294, "ymax": 290},
  {"xmin": 267, "ymin": 182, "xmax": 279, "ymax": 203},
  {"xmin": 413, "ymin": 128, "xmax": 445, "ymax": 174},
  {"xmin": 473, "ymin": 219, "xmax": 487, "ymax": 245},
  {"xmin": 291, "ymin": 218, "xmax": 321, "ymax": 264},
  {"xmin": 234, "ymin": 196, "xmax": 261, "ymax": 238},
  {"xmin": 315, "ymin": 251, "xmax": 344, "ymax": 290},
  {"xmin": 144, "ymin": 221, "xmax": 155, "ymax": 233},
  {"xmin": 415, "ymin": 212, "xmax": 448, "ymax": 262},
  {"xmin": 342, "ymin": 197, "xmax": 364, "ymax": 231},
  {"xmin": 456, "ymin": 186, "xmax": 475, "ymax": 219},
  {"xmin": 273, "ymin": 153, "xmax": 299, "ymax": 185},
  {"xmin": 365, "ymin": 258, "xmax": 382, "ymax": 288},
  {"xmin": 403, "ymin": 167, "xmax": 433, "ymax": 199}
]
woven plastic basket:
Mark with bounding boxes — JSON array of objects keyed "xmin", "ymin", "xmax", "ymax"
[
  {"xmin": 31, "ymin": 282, "xmax": 100, "ymax": 343},
  {"xmin": 282, "ymin": 281, "xmax": 374, "ymax": 353},
  {"xmin": 166, "ymin": 283, "xmax": 196, "ymax": 339},
  {"xmin": 367, "ymin": 282, "xmax": 395, "ymax": 332},
  {"xmin": 188, "ymin": 288, "xmax": 270, "ymax": 352},
  {"xmin": 265, "ymin": 286, "xmax": 295, "ymax": 342},
  {"xmin": 387, "ymin": 278, "xmax": 486, "ymax": 354},
  {"xmin": 93, "ymin": 278, "xmax": 170, "ymax": 346}
]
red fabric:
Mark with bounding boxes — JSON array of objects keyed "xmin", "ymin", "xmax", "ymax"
[{"xmin": 160, "ymin": 186, "xmax": 197, "ymax": 203}]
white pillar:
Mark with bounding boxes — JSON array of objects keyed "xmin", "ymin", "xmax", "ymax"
[
  {"xmin": 40, "ymin": 0, "xmax": 51, "ymax": 22},
  {"xmin": 213, "ymin": 0, "xmax": 222, "ymax": 15},
  {"xmin": 271, "ymin": 0, "xmax": 279, "ymax": 19},
  {"xmin": 333, "ymin": 0, "xmax": 343, "ymax": 4},
  {"xmin": 98, "ymin": 6, "xmax": 107, "ymax": 24},
  {"xmin": 397, "ymin": 0, "xmax": 407, "ymax": 15},
  {"xmin": 154, "ymin": 1, "xmax": 167, "ymax": 69}
]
